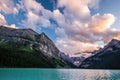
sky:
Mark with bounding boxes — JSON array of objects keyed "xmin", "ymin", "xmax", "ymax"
[{"xmin": 0, "ymin": 0, "xmax": 120, "ymax": 54}]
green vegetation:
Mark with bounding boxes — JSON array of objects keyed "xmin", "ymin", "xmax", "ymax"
[
  {"xmin": 0, "ymin": 41, "xmax": 33, "ymax": 53},
  {"xmin": 0, "ymin": 41, "xmax": 67, "ymax": 68},
  {"xmin": 52, "ymin": 57, "xmax": 67, "ymax": 67}
]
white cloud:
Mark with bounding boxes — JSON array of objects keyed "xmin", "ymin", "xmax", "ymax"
[
  {"xmin": 22, "ymin": 11, "xmax": 51, "ymax": 30},
  {"xmin": 0, "ymin": 13, "xmax": 18, "ymax": 29},
  {"xmin": 17, "ymin": 0, "xmax": 53, "ymax": 30},
  {"xmin": 8, "ymin": 24, "xmax": 19, "ymax": 29},
  {"xmin": 19, "ymin": 0, "xmax": 43, "ymax": 14},
  {"xmin": 0, "ymin": 13, "xmax": 7, "ymax": 25}
]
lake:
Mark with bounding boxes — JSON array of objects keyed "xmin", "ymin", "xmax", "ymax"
[{"xmin": 0, "ymin": 68, "xmax": 120, "ymax": 80}]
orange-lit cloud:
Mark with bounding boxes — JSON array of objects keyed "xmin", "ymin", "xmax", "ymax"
[
  {"xmin": 55, "ymin": 0, "xmax": 120, "ymax": 54},
  {"xmin": 89, "ymin": 13, "xmax": 115, "ymax": 33},
  {"xmin": 56, "ymin": 38, "xmax": 99, "ymax": 54}
]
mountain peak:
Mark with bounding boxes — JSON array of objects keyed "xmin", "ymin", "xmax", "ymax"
[
  {"xmin": 80, "ymin": 38, "xmax": 120, "ymax": 69},
  {"xmin": 111, "ymin": 39, "xmax": 120, "ymax": 42},
  {"xmin": 0, "ymin": 25, "xmax": 60, "ymax": 57},
  {"xmin": 39, "ymin": 32, "xmax": 52, "ymax": 42},
  {"xmin": 37, "ymin": 32, "xmax": 59, "ymax": 56},
  {"xmin": 0, "ymin": 25, "xmax": 68, "ymax": 68},
  {"xmin": 41, "ymin": 32, "xmax": 46, "ymax": 35},
  {"xmin": 107, "ymin": 39, "xmax": 120, "ymax": 46}
]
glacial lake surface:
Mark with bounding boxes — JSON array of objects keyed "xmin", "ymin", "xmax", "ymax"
[{"xmin": 0, "ymin": 68, "xmax": 120, "ymax": 80}]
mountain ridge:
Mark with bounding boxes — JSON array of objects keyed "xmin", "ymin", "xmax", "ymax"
[
  {"xmin": 0, "ymin": 25, "xmax": 69, "ymax": 68},
  {"xmin": 79, "ymin": 39, "xmax": 120, "ymax": 69},
  {"xmin": 1, "ymin": 25, "xmax": 120, "ymax": 69}
]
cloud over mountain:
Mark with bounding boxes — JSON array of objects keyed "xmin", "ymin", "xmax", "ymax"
[
  {"xmin": 0, "ymin": 0, "xmax": 120, "ymax": 54},
  {"xmin": 54, "ymin": 0, "xmax": 120, "ymax": 54}
]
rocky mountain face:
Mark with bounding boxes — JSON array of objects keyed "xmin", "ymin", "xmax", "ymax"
[
  {"xmin": 0, "ymin": 26, "xmax": 68, "ymax": 68},
  {"xmin": 36, "ymin": 32, "xmax": 60, "ymax": 57},
  {"xmin": 59, "ymin": 52, "xmax": 77, "ymax": 68},
  {"xmin": 79, "ymin": 39, "xmax": 120, "ymax": 69}
]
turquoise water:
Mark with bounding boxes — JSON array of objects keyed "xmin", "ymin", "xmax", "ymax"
[{"xmin": 0, "ymin": 69, "xmax": 120, "ymax": 80}]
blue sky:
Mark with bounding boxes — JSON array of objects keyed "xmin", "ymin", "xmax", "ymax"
[
  {"xmin": 0, "ymin": 0, "xmax": 120, "ymax": 54},
  {"xmin": 98, "ymin": 0, "xmax": 120, "ymax": 29}
]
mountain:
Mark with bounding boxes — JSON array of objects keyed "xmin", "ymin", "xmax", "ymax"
[
  {"xmin": 0, "ymin": 26, "xmax": 69, "ymax": 68},
  {"xmin": 79, "ymin": 39, "xmax": 120, "ymax": 69},
  {"xmin": 59, "ymin": 52, "xmax": 77, "ymax": 68}
]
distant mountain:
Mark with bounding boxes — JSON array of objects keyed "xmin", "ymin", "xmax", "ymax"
[
  {"xmin": 79, "ymin": 39, "xmax": 120, "ymax": 69},
  {"xmin": 0, "ymin": 26, "xmax": 69, "ymax": 68},
  {"xmin": 59, "ymin": 52, "xmax": 91, "ymax": 67},
  {"xmin": 59, "ymin": 52, "xmax": 77, "ymax": 68}
]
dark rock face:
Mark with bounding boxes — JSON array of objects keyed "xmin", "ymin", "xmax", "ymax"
[
  {"xmin": 0, "ymin": 26, "xmax": 60, "ymax": 57},
  {"xmin": 79, "ymin": 39, "xmax": 120, "ymax": 69},
  {"xmin": 0, "ymin": 26, "xmax": 38, "ymax": 41},
  {"xmin": 0, "ymin": 26, "xmax": 67, "ymax": 68}
]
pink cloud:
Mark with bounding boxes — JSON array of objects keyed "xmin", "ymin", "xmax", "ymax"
[
  {"xmin": 89, "ymin": 13, "xmax": 115, "ymax": 34},
  {"xmin": 54, "ymin": 0, "xmax": 120, "ymax": 54},
  {"xmin": 0, "ymin": 0, "xmax": 18, "ymax": 14}
]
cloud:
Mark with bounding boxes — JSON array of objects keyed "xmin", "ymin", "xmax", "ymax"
[
  {"xmin": 54, "ymin": 0, "xmax": 120, "ymax": 54},
  {"xmin": 102, "ymin": 29, "xmax": 120, "ymax": 43},
  {"xmin": 58, "ymin": 0, "xmax": 90, "ymax": 19},
  {"xmin": 18, "ymin": 0, "xmax": 43, "ymax": 14},
  {"xmin": 0, "ymin": 0, "xmax": 120, "ymax": 54},
  {"xmin": 22, "ymin": 11, "xmax": 51, "ymax": 30},
  {"xmin": 0, "ymin": 13, "xmax": 18, "ymax": 29},
  {"xmin": 0, "ymin": 1, "xmax": 19, "ymax": 29},
  {"xmin": 56, "ymin": 37, "xmax": 99, "ymax": 54},
  {"xmin": 17, "ymin": 0, "xmax": 53, "ymax": 30},
  {"xmin": 58, "ymin": 0, "xmax": 100, "ymax": 20},
  {"xmin": 89, "ymin": 13, "xmax": 115, "ymax": 34},
  {"xmin": 0, "ymin": 13, "xmax": 7, "ymax": 25},
  {"xmin": 0, "ymin": 0, "xmax": 18, "ymax": 14},
  {"xmin": 8, "ymin": 24, "xmax": 19, "ymax": 29}
]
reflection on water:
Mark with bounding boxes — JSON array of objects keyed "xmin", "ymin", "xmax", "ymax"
[
  {"xmin": 80, "ymin": 70, "xmax": 110, "ymax": 80},
  {"xmin": 57, "ymin": 69, "xmax": 111, "ymax": 80},
  {"xmin": 0, "ymin": 68, "xmax": 120, "ymax": 80}
]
